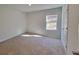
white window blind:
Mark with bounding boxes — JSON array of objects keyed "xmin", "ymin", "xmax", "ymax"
[{"xmin": 46, "ymin": 15, "xmax": 58, "ymax": 30}]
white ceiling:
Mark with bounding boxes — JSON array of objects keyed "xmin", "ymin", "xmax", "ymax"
[{"xmin": 2, "ymin": 4, "xmax": 64, "ymax": 12}]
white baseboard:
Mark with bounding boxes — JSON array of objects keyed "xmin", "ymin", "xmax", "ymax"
[
  {"xmin": 0, "ymin": 32, "xmax": 26, "ymax": 43},
  {"xmin": 0, "ymin": 35, "xmax": 17, "ymax": 43}
]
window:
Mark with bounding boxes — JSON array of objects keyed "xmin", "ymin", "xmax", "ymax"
[{"xmin": 46, "ymin": 15, "xmax": 58, "ymax": 30}]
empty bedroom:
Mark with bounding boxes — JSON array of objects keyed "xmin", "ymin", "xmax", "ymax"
[{"xmin": 0, "ymin": 4, "xmax": 68, "ymax": 55}]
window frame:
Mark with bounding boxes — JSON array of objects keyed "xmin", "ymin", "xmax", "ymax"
[{"xmin": 46, "ymin": 15, "xmax": 58, "ymax": 30}]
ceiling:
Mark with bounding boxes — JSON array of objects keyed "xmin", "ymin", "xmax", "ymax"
[{"xmin": 1, "ymin": 4, "xmax": 64, "ymax": 12}]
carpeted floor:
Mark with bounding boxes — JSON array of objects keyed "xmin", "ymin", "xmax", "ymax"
[{"xmin": 0, "ymin": 34, "xmax": 65, "ymax": 55}]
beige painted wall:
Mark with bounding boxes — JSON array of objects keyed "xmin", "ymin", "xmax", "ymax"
[
  {"xmin": 67, "ymin": 5, "xmax": 79, "ymax": 54},
  {"xmin": 27, "ymin": 7, "xmax": 62, "ymax": 39},
  {"xmin": 78, "ymin": 24, "xmax": 79, "ymax": 49},
  {"xmin": 0, "ymin": 5, "xmax": 27, "ymax": 42}
]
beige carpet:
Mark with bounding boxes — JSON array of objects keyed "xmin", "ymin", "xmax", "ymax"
[{"xmin": 0, "ymin": 34, "xmax": 65, "ymax": 55}]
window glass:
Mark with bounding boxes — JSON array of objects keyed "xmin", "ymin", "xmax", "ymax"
[{"xmin": 46, "ymin": 15, "xmax": 58, "ymax": 30}]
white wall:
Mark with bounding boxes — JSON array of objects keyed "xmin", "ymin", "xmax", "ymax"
[
  {"xmin": 0, "ymin": 5, "xmax": 62, "ymax": 43},
  {"xmin": 0, "ymin": 5, "xmax": 27, "ymax": 42},
  {"xmin": 67, "ymin": 5, "xmax": 79, "ymax": 54},
  {"xmin": 61, "ymin": 5, "xmax": 68, "ymax": 51},
  {"xmin": 27, "ymin": 7, "xmax": 62, "ymax": 39},
  {"xmin": 7, "ymin": 4, "xmax": 63, "ymax": 12}
]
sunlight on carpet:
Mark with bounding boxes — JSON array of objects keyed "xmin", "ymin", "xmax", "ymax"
[{"xmin": 21, "ymin": 34, "xmax": 43, "ymax": 37}]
